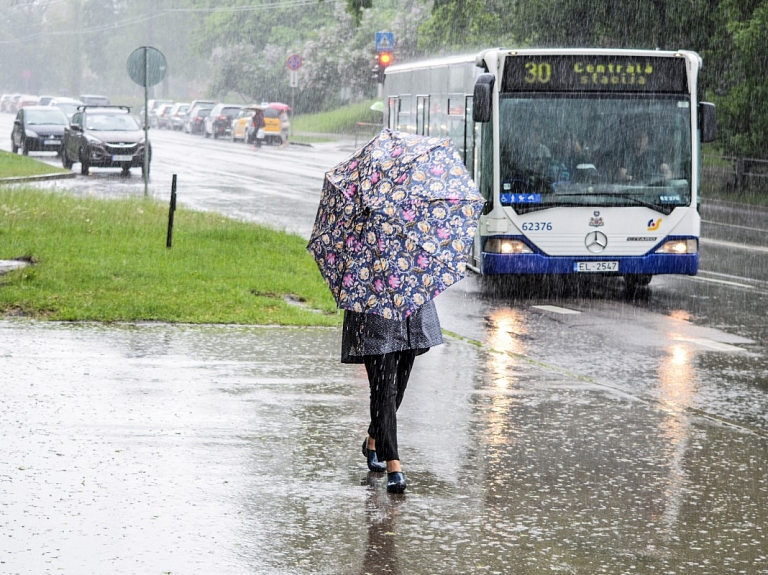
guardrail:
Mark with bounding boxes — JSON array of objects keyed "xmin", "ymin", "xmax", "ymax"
[{"xmin": 703, "ymin": 155, "xmax": 768, "ymax": 194}]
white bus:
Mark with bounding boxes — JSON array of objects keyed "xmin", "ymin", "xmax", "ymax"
[{"xmin": 384, "ymin": 48, "xmax": 717, "ymax": 288}]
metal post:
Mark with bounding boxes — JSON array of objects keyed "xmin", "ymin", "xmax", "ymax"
[
  {"xmin": 143, "ymin": 46, "xmax": 149, "ymax": 196},
  {"xmin": 166, "ymin": 174, "xmax": 177, "ymax": 248}
]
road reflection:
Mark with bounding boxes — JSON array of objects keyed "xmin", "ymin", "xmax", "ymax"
[{"xmin": 359, "ymin": 474, "xmax": 401, "ymax": 575}]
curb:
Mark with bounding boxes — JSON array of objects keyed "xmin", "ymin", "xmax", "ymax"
[{"xmin": 0, "ymin": 172, "xmax": 77, "ymax": 184}]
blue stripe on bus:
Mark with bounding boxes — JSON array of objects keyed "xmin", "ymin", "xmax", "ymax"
[{"xmin": 481, "ymin": 236, "xmax": 699, "ymax": 276}]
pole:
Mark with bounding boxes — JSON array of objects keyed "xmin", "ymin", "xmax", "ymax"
[
  {"xmin": 166, "ymin": 174, "xmax": 177, "ymax": 248},
  {"xmin": 143, "ymin": 46, "xmax": 149, "ymax": 196}
]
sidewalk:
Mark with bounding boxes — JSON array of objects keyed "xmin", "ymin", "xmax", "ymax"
[{"xmin": 1, "ymin": 317, "xmax": 767, "ymax": 574}]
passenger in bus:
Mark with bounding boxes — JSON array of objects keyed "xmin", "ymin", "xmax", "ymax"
[
  {"xmin": 618, "ymin": 129, "xmax": 672, "ymax": 183},
  {"xmin": 554, "ymin": 129, "xmax": 585, "ymax": 170},
  {"xmin": 504, "ymin": 120, "xmax": 552, "ymax": 175}
]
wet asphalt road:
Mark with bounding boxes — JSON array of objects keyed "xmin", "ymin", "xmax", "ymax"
[{"xmin": 2, "ymin": 116, "xmax": 768, "ymax": 573}]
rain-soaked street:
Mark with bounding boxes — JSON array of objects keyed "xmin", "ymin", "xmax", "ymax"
[{"xmin": 1, "ymin": 116, "xmax": 768, "ymax": 573}]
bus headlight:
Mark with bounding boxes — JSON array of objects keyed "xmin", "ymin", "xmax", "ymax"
[
  {"xmin": 655, "ymin": 239, "xmax": 698, "ymax": 254},
  {"xmin": 485, "ymin": 238, "xmax": 533, "ymax": 254}
]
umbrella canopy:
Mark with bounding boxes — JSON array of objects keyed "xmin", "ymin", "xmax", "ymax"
[
  {"xmin": 307, "ymin": 129, "xmax": 485, "ymax": 321},
  {"xmin": 267, "ymin": 102, "xmax": 291, "ymax": 112}
]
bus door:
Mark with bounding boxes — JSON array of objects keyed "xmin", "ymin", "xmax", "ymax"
[{"xmin": 416, "ymin": 95, "xmax": 429, "ymax": 135}]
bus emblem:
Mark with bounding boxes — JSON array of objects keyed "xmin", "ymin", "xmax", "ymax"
[
  {"xmin": 589, "ymin": 211, "xmax": 604, "ymax": 227},
  {"xmin": 585, "ymin": 231, "xmax": 608, "ymax": 253}
]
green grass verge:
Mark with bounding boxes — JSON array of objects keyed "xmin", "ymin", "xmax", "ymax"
[
  {"xmin": 292, "ymin": 100, "xmax": 383, "ymax": 136},
  {"xmin": 0, "ymin": 187, "xmax": 341, "ymax": 325},
  {"xmin": 0, "ymin": 150, "xmax": 69, "ymax": 178}
]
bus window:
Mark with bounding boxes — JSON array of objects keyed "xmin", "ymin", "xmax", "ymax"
[
  {"xmin": 397, "ymin": 97, "xmax": 412, "ymax": 132},
  {"xmin": 448, "ymin": 96, "xmax": 465, "ymax": 152},
  {"xmin": 416, "ymin": 96, "xmax": 429, "ymax": 135},
  {"xmin": 463, "ymin": 96, "xmax": 475, "ymax": 174},
  {"xmin": 387, "ymin": 97, "xmax": 399, "ymax": 130}
]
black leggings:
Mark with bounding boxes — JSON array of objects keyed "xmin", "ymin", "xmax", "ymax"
[{"xmin": 364, "ymin": 350, "xmax": 417, "ymax": 463}]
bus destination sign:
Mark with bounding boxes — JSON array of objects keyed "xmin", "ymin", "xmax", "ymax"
[{"xmin": 502, "ymin": 55, "xmax": 688, "ymax": 93}]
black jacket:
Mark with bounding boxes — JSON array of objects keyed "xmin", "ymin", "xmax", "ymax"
[{"xmin": 341, "ymin": 300, "xmax": 443, "ymax": 363}]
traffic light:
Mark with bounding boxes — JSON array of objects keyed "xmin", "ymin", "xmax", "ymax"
[
  {"xmin": 376, "ymin": 51, "xmax": 393, "ymax": 83},
  {"xmin": 377, "ymin": 51, "xmax": 393, "ymax": 68}
]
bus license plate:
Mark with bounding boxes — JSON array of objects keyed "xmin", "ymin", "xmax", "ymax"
[
  {"xmin": 575, "ymin": 261, "xmax": 619, "ymax": 272},
  {"xmin": 112, "ymin": 155, "xmax": 133, "ymax": 162}
]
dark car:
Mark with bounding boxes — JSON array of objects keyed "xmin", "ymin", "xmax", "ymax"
[
  {"xmin": 61, "ymin": 105, "xmax": 150, "ymax": 176},
  {"xmin": 11, "ymin": 105, "xmax": 69, "ymax": 155},
  {"xmin": 184, "ymin": 105, "xmax": 213, "ymax": 135},
  {"xmin": 203, "ymin": 103, "xmax": 242, "ymax": 139}
]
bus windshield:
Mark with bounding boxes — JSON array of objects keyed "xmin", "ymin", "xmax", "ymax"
[{"xmin": 498, "ymin": 94, "xmax": 692, "ymax": 214}]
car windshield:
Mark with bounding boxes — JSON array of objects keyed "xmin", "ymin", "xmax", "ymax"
[
  {"xmin": 497, "ymin": 94, "xmax": 692, "ymax": 214},
  {"xmin": 25, "ymin": 109, "xmax": 68, "ymax": 125},
  {"xmin": 85, "ymin": 113, "xmax": 140, "ymax": 131}
]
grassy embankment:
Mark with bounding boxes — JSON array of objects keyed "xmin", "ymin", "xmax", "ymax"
[
  {"xmin": 0, "ymin": 149, "xmax": 70, "ymax": 178},
  {"xmin": 0, "ymin": 152, "xmax": 340, "ymax": 324},
  {"xmin": 290, "ymin": 100, "xmax": 383, "ymax": 144}
]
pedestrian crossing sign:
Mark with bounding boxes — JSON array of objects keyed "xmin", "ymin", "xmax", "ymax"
[{"xmin": 375, "ymin": 32, "xmax": 395, "ymax": 52}]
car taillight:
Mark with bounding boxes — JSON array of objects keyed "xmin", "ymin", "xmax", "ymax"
[{"xmin": 218, "ymin": 115, "xmax": 227, "ymax": 120}]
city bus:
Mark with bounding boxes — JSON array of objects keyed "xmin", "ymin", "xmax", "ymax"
[{"xmin": 383, "ymin": 49, "xmax": 717, "ymax": 288}]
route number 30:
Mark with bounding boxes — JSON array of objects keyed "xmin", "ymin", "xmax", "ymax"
[{"xmin": 524, "ymin": 62, "xmax": 552, "ymax": 84}]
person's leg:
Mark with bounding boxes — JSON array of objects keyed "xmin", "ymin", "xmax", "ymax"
[
  {"xmin": 365, "ymin": 352, "xmax": 401, "ymax": 463},
  {"xmin": 365, "ymin": 350, "xmax": 417, "ymax": 464}
]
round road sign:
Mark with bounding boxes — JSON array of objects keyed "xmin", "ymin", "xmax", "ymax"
[
  {"xmin": 127, "ymin": 46, "xmax": 167, "ymax": 88},
  {"xmin": 287, "ymin": 54, "xmax": 302, "ymax": 71}
]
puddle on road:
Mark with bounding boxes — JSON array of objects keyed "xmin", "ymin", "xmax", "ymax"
[{"xmin": 1, "ymin": 320, "xmax": 766, "ymax": 574}]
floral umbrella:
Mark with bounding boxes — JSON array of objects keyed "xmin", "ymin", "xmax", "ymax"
[{"xmin": 307, "ymin": 129, "xmax": 485, "ymax": 321}]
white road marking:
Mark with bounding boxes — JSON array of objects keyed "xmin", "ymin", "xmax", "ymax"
[{"xmin": 532, "ymin": 305, "xmax": 582, "ymax": 315}]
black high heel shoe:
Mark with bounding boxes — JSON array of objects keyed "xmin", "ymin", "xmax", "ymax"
[
  {"xmin": 362, "ymin": 438, "xmax": 386, "ymax": 473},
  {"xmin": 387, "ymin": 471, "xmax": 406, "ymax": 494}
]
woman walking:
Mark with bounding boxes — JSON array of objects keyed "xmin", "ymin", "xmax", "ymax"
[{"xmin": 342, "ymin": 300, "xmax": 442, "ymax": 493}]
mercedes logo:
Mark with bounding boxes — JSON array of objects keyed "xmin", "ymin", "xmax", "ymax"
[{"xmin": 585, "ymin": 231, "xmax": 608, "ymax": 253}]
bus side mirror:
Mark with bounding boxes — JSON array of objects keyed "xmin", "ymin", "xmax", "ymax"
[
  {"xmin": 699, "ymin": 102, "xmax": 716, "ymax": 143},
  {"xmin": 473, "ymin": 73, "xmax": 495, "ymax": 123}
]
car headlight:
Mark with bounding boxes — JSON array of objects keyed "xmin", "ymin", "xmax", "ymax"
[
  {"xmin": 25, "ymin": 129, "xmax": 38, "ymax": 137},
  {"xmin": 655, "ymin": 239, "xmax": 698, "ymax": 254},
  {"xmin": 484, "ymin": 238, "xmax": 533, "ymax": 254},
  {"xmin": 85, "ymin": 134, "xmax": 102, "ymax": 144}
]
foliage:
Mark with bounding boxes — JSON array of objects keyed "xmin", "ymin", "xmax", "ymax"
[
  {"xmin": 1, "ymin": 0, "xmax": 768, "ymax": 158},
  {"xmin": 0, "ymin": 188, "xmax": 340, "ymax": 325}
]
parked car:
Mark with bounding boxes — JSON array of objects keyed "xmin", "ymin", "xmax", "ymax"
[
  {"xmin": 47, "ymin": 97, "xmax": 85, "ymax": 120},
  {"xmin": 143, "ymin": 98, "xmax": 173, "ymax": 128},
  {"xmin": 230, "ymin": 105, "xmax": 263, "ymax": 142},
  {"xmin": 183, "ymin": 104, "xmax": 213, "ymax": 135},
  {"xmin": 16, "ymin": 95, "xmax": 40, "ymax": 110},
  {"xmin": 61, "ymin": 105, "xmax": 150, "ymax": 176},
  {"xmin": 7, "ymin": 94, "xmax": 23, "ymax": 113},
  {"xmin": 187, "ymin": 99, "xmax": 216, "ymax": 116},
  {"xmin": 80, "ymin": 94, "xmax": 110, "ymax": 106},
  {"xmin": 168, "ymin": 102, "xmax": 190, "ymax": 131},
  {"xmin": 155, "ymin": 103, "xmax": 174, "ymax": 129},
  {"xmin": 203, "ymin": 103, "xmax": 242, "ymax": 139},
  {"xmin": 37, "ymin": 95, "xmax": 55, "ymax": 106},
  {"xmin": 0, "ymin": 94, "xmax": 14, "ymax": 113},
  {"xmin": 262, "ymin": 105, "xmax": 284, "ymax": 145},
  {"xmin": 11, "ymin": 105, "xmax": 69, "ymax": 156}
]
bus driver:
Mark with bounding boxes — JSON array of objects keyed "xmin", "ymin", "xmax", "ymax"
[{"xmin": 618, "ymin": 129, "xmax": 672, "ymax": 183}]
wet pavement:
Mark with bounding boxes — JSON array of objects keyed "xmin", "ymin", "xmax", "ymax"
[{"xmin": 2, "ymin": 317, "xmax": 767, "ymax": 574}]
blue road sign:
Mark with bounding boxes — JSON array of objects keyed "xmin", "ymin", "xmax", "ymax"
[{"xmin": 375, "ymin": 32, "xmax": 395, "ymax": 52}]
